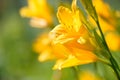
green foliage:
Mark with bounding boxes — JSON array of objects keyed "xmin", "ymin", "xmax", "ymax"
[{"xmin": 80, "ymin": 0, "xmax": 98, "ymax": 21}]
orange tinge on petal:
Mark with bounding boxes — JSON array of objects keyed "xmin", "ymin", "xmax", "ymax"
[
  {"xmin": 51, "ymin": 0, "xmax": 98, "ymax": 70},
  {"xmin": 20, "ymin": 0, "xmax": 52, "ymax": 27}
]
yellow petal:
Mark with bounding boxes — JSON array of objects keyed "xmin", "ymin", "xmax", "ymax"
[
  {"xmin": 38, "ymin": 48, "xmax": 55, "ymax": 62},
  {"xmin": 72, "ymin": 48, "xmax": 97, "ymax": 61},
  {"xmin": 20, "ymin": 7, "xmax": 34, "ymax": 17},
  {"xmin": 27, "ymin": 0, "xmax": 39, "ymax": 15},
  {"xmin": 50, "ymin": 25, "xmax": 67, "ymax": 38},
  {"xmin": 73, "ymin": 10, "xmax": 82, "ymax": 32},
  {"xmin": 53, "ymin": 43, "xmax": 70, "ymax": 58},
  {"xmin": 53, "ymin": 54, "xmax": 96, "ymax": 70},
  {"xmin": 64, "ymin": 37, "xmax": 95, "ymax": 52},
  {"xmin": 50, "ymin": 24, "xmax": 74, "ymax": 44},
  {"xmin": 99, "ymin": 17, "xmax": 115, "ymax": 32},
  {"xmin": 20, "ymin": 0, "xmax": 52, "ymax": 25},
  {"xmin": 92, "ymin": 0, "xmax": 111, "ymax": 18},
  {"xmin": 105, "ymin": 32, "xmax": 120, "ymax": 51},
  {"xmin": 57, "ymin": 6, "xmax": 74, "ymax": 28},
  {"xmin": 79, "ymin": 71, "xmax": 101, "ymax": 80},
  {"xmin": 72, "ymin": 0, "xmax": 77, "ymax": 12},
  {"xmin": 57, "ymin": 5, "xmax": 82, "ymax": 32},
  {"xmin": 28, "ymin": 0, "xmax": 51, "ymax": 17},
  {"xmin": 72, "ymin": 0, "xmax": 82, "ymax": 32},
  {"xmin": 33, "ymin": 34, "xmax": 51, "ymax": 53}
]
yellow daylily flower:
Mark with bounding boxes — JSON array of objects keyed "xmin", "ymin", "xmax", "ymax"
[
  {"xmin": 33, "ymin": 33, "xmax": 55, "ymax": 62},
  {"xmin": 91, "ymin": 0, "xmax": 120, "ymax": 51},
  {"xmin": 50, "ymin": 0, "xmax": 98, "ymax": 69},
  {"xmin": 79, "ymin": 71, "xmax": 101, "ymax": 80},
  {"xmin": 20, "ymin": 0, "xmax": 52, "ymax": 27},
  {"xmin": 33, "ymin": 33, "xmax": 69, "ymax": 62}
]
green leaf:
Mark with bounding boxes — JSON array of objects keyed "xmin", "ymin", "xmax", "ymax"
[{"xmin": 93, "ymin": 29, "xmax": 110, "ymax": 59}]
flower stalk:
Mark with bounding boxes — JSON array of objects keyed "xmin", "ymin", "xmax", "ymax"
[
  {"xmin": 80, "ymin": 0, "xmax": 120, "ymax": 79},
  {"xmin": 72, "ymin": 67, "xmax": 80, "ymax": 80},
  {"xmin": 96, "ymin": 18, "xmax": 120, "ymax": 80}
]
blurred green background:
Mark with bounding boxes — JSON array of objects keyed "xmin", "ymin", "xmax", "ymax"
[
  {"xmin": 0, "ymin": 0, "xmax": 54, "ymax": 80},
  {"xmin": 0, "ymin": 0, "xmax": 75, "ymax": 80},
  {"xmin": 0, "ymin": 0, "xmax": 120, "ymax": 80}
]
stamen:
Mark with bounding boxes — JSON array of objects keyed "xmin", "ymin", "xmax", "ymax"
[{"xmin": 77, "ymin": 37, "xmax": 86, "ymax": 44}]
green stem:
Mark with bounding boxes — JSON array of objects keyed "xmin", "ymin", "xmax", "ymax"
[
  {"xmin": 72, "ymin": 67, "xmax": 80, "ymax": 80},
  {"xmin": 110, "ymin": 58, "xmax": 120, "ymax": 80},
  {"xmin": 96, "ymin": 20, "xmax": 120, "ymax": 79},
  {"xmin": 93, "ymin": 62, "xmax": 99, "ymax": 75},
  {"xmin": 98, "ymin": 58, "xmax": 111, "ymax": 66}
]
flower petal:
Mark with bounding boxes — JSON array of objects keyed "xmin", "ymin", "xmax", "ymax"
[
  {"xmin": 105, "ymin": 32, "xmax": 120, "ymax": 51},
  {"xmin": 57, "ymin": 6, "xmax": 74, "ymax": 28},
  {"xmin": 20, "ymin": 7, "xmax": 34, "ymax": 17},
  {"xmin": 20, "ymin": 0, "xmax": 52, "ymax": 24},
  {"xmin": 50, "ymin": 24, "xmax": 74, "ymax": 44},
  {"xmin": 53, "ymin": 54, "xmax": 96, "ymax": 70},
  {"xmin": 38, "ymin": 48, "xmax": 55, "ymax": 62},
  {"xmin": 72, "ymin": 48, "xmax": 97, "ymax": 61}
]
